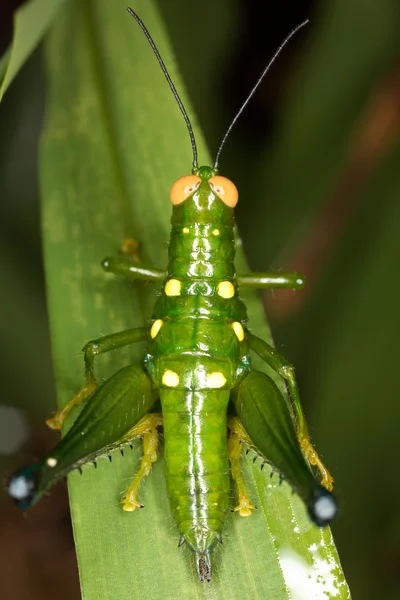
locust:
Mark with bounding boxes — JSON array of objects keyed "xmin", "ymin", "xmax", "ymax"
[{"xmin": 7, "ymin": 8, "xmax": 337, "ymax": 583}]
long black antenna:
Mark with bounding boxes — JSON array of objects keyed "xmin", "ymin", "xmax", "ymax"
[
  {"xmin": 214, "ymin": 19, "xmax": 309, "ymax": 169},
  {"xmin": 127, "ymin": 7, "xmax": 198, "ymax": 169}
]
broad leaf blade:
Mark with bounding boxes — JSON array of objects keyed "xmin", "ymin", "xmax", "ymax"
[{"xmin": 40, "ymin": 0, "xmax": 350, "ymax": 598}]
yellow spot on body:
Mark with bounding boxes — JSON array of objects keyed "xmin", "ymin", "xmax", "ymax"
[
  {"xmin": 165, "ymin": 279, "xmax": 181, "ymax": 296},
  {"xmin": 162, "ymin": 370, "xmax": 180, "ymax": 387},
  {"xmin": 182, "ymin": 227, "xmax": 189, "ymax": 234},
  {"xmin": 46, "ymin": 457, "xmax": 57, "ymax": 467},
  {"xmin": 218, "ymin": 281, "xmax": 235, "ymax": 299},
  {"xmin": 207, "ymin": 372, "xmax": 227, "ymax": 388},
  {"xmin": 232, "ymin": 321, "xmax": 244, "ymax": 341},
  {"xmin": 150, "ymin": 319, "xmax": 163, "ymax": 339},
  {"xmin": 212, "ymin": 229, "xmax": 220, "ymax": 236}
]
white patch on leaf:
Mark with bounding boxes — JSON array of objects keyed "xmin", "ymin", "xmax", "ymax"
[{"xmin": 279, "ymin": 543, "xmax": 344, "ymax": 599}]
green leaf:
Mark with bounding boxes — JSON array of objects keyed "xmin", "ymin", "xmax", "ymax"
[
  {"xmin": 0, "ymin": 0, "xmax": 69, "ymax": 101},
  {"xmin": 40, "ymin": 0, "xmax": 350, "ymax": 597},
  {"xmin": 0, "ymin": 48, "xmax": 11, "ymax": 85}
]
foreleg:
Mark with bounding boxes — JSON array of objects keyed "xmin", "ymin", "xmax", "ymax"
[
  {"xmin": 102, "ymin": 237, "xmax": 164, "ymax": 281},
  {"xmin": 237, "ymin": 272, "xmax": 305, "ymax": 289}
]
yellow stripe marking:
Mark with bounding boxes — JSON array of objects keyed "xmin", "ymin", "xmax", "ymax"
[
  {"xmin": 182, "ymin": 227, "xmax": 189, "ymax": 234},
  {"xmin": 212, "ymin": 229, "xmax": 220, "ymax": 236},
  {"xmin": 165, "ymin": 279, "xmax": 181, "ymax": 296}
]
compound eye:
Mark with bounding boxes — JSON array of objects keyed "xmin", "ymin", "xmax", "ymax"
[
  {"xmin": 209, "ymin": 176, "xmax": 238, "ymax": 207},
  {"xmin": 170, "ymin": 175, "xmax": 201, "ymax": 205}
]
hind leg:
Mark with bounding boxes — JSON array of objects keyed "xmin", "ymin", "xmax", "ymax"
[{"xmin": 247, "ymin": 333, "xmax": 334, "ymax": 491}]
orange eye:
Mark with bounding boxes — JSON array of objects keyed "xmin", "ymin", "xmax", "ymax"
[
  {"xmin": 209, "ymin": 176, "xmax": 238, "ymax": 207},
  {"xmin": 170, "ymin": 175, "xmax": 201, "ymax": 205}
]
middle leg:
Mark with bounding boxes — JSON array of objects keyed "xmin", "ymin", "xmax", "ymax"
[
  {"xmin": 121, "ymin": 413, "xmax": 163, "ymax": 511},
  {"xmin": 46, "ymin": 327, "xmax": 149, "ymax": 430}
]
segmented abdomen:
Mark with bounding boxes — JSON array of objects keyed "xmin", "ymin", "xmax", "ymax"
[{"xmin": 161, "ymin": 386, "xmax": 231, "ymax": 553}]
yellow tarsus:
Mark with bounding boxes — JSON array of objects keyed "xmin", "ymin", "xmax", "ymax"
[
  {"xmin": 120, "ymin": 237, "xmax": 141, "ymax": 263},
  {"xmin": 46, "ymin": 379, "xmax": 98, "ymax": 431},
  {"xmin": 121, "ymin": 414, "xmax": 162, "ymax": 512},
  {"xmin": 300, "ymin": 438, "xmax": 334, "ymax": 491}
]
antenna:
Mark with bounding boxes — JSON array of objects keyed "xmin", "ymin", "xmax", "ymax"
[
  {"xmin": 127, "ymin": 7, "xmax": 198, "ymax": 169},
  {"xmin": 214, "ymin": 19, "xmax": 309, "ymax": 169}
]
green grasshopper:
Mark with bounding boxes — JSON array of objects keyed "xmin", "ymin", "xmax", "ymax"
[{"xmin": 7, "ymin": 8, "xmax": 337, "ymax": 583}]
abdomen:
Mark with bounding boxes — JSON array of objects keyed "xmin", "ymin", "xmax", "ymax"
[{"xmin": 161, "ymin": 386, "xmax": 231, "ymax": 554}]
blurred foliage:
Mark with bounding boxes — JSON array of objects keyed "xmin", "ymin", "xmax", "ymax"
[
  {"xmin": 0, "ymin": 0, "xmax": 399, "ymax": 599},
  {"xmin": 0, "ymin": 0, "xmax": 67, "ymax": 100},
  {"xmin": 0, "ymin": 44, "xmax": 52, "ymax": 423}
]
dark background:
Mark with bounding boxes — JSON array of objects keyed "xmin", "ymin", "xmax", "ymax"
[{"xmin": 1, "ymin": 1, "xmax": 399, "ymax": 599}]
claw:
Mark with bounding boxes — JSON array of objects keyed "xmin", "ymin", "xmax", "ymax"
[
  {"xmin": 233, "ymin": 495, "xmax": 256, "ymax": 517},
  {"xmin": 45, "ymin": 415, "xmax": 63, "ymax": 431},
  {"xmin": 122, "ymin": 498, "xmax": 144, "ymax": 512}
]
